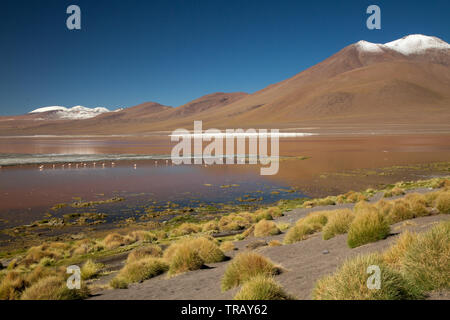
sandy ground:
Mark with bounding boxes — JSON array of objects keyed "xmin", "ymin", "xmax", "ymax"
[{"xmin": 89, "ymin": 189, "xmax": 449, "ymax": 300}]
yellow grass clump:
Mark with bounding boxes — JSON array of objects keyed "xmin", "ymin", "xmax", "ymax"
[
  {"xmin": 202, "ymin": 220, "xmax": 220, "ymax": 232},
  {"xmin": 400, "ymin": 221, "xmax": 450, "ymax": 291},
  {"xmin": 220, "ymin": 241, "xmax": 235, "ymax": 252},
  {"xmin": 347, "ymin": 206, "xmax": 390, "ymax": 248},
  {"xmin": 218, "ymin": 214, "xmax": 252, "ymax": 232},
  {"xmin": 126, "ymin": 244, "xmax": 163, "ymax": 263},
  {"xmin": 110, "ymin": 257, "xmax": 168, "ymax": 288},
  {"xmin": 170, "ymin": 223, "xmax": 202, "ymax": 237},
  {"xmin": 234, "ymin": 275, "xmax": 295, "ymax": 300},
  {"xmin": 103, "ymin": 233, "xmax": 134, "ymax": 250},
  {"xmin": 164, "ymin": 237, "xmax": 225, "ymax": 276},
  {"xmin": 268, "ymin": 240, "xmax": 282, "ymax": 247},
  {"xmin": 382, "ymin": 231, "xmax": 417, "ymax": 268},
  {"xmin": 21, "ymin": 276, "xmax": 89, "ymax": 300},
  {"xmin": 383, "ymin": 187, "xmax": 405, "ymax": 198},
  {"xmin": 221, "ymin": 252, "xmax": 279, "ymax": 291},
  {"xmin": 322, "ymin": 209, "xmax": 355, "ymax": 240},
  {"xmin": 0, "ymin": 271, "xmax": 28, "ymax": 300},
  {"xmin": 81, "ymin": 259, "xmax": 104, "ymax": 280},
  {"xmin": 312, "ymin": 253, "xmax": 420, "ymax": 300},
  {"xmin": 254, "ymin": 220, "xmax": 281, "ymax": 237},
  {"xmin": 434, "ymin": 191, "xmax": 450, "ymax": 214},
  {"xmin": 283, "ymin": 211, "xmax": 329, "ymax": 244}
]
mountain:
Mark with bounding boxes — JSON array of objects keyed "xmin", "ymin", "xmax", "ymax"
[
  {"xmin": 0, "ymin": 34, "xmax": 449, "ymax": 135},
  {"xmin": 29, "ymin": 106, "xmax": 116, "ymax": 120}
]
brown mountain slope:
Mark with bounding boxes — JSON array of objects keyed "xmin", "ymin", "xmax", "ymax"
[{"xmin": 0, "ymin": 35, "xmax": 449, "ymax": 135}]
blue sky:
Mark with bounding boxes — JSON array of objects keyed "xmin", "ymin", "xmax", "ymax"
[{"xmin": 0, "ymin": 0, "xmax": 449, "ymax": 115}]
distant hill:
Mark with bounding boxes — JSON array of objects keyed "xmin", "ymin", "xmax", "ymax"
[{"xmin": 0, "ymin": 34, "xmax": 449, "ymax": 135}]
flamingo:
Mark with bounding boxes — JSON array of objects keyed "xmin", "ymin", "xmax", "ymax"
[{"xmin": 133, "ymin": 164, "xmax": 137, "ymax": 169}]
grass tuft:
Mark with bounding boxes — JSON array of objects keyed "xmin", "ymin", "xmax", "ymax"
[
  {"xmin": 221, "ymin": 252, "xmax": 279, "ymax": 291},
  {"xmin": 322, "ymin": 209, "xmax": 355, "ymax": 240},
  {"xmin": 347, "ymin": 205, "xmax": 390, "ymax": 248},
  {"xmin": 254, "ymin": 220, "xmax": 281, "ymax": 237},
  {"xmin": 234, "ymin": 275, "xmax": 295, "ymax": 300}
]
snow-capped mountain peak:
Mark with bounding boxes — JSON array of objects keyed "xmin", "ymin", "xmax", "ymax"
[
  {"xmin": 355, "ymin": 34, "xmax": 450, "ymax": 55},
  {"xmin": 29, "ymin": 105, "xmax": 112, "ymax": 120}
]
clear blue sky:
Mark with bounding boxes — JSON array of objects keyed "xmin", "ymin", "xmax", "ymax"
[{"xmin": 0, "ymin": 0, "xmax": 449, "ymax": 115}]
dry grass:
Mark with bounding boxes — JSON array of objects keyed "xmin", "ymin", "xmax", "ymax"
[
  {"xmin": 218, "ymin": 214, "xmax": 252, "ymax": 232},
  {"xmin": 220, "ymin": 241, "xmax": 235, "ymax": 252},
  {"xmin": 434, "ymin": 191, "xmax": 450, "ymax": 214},
  {"xmin": 254, "ymin": 220, "xmax": 281, "ymax": 237},
  {"xmin": 21, "ymin": 276, "xmax": 89, "ymax": 300},
  {"xmin": 384, "ymin": 187, "xmax": 405, "ymax": 198},
  {"xmin": 314, "ymin": 221, "xmax": 449, "ymax": 299},
  {"xmin": 0, "ymin": 271, "xmax": 28, "ymax": 300},
  {"xmin": 126, "ymin": 244, "xmax": 163, "ymax": 263},
  {"xmin": 164, "ymin": 237, "xmax": 225, "ymax": 276},
  {"xmin": 170, "ymin": 223, "xmax": 202, "ymax": 237},
  {"xmin": 312, "ymin": 253, "xmax": 420, "ymax": 300},
  {"xmin": 322, "ymin": 209, "xmax": 355, "ymax": 240},
  {"xmin": 103, "ymin": 233, "xmax": 133, "ymax": 250},
  {"xmin": 110, "ymin": 257, "xmax": 168, "ymax": 288},
  {"xmin": 347, "ymin": 205, "xmax": 390, "ymax": 248},
  {"xmin": 128, "ymin": 230, "xmax": 157, "ymax": 242},
  {"xmin": 233, "ymin": 275, "xmax": 295, "ymax": 300},
  {"xmin": 400, "ymin": 222, "xmax": 450, "ymax": 291},
  {"xmin": 221, "ymin": 252, "xmax": 279, "ymax": 291},
  {"xmin": 383, "ymin": 231, "xmax": 417, "ymax": 268},
  {"xmin": 283, "ymin": 211, "xmax": 329, "ymax": 244},
  {"xmin": 81, "ymin": 259, "xmax": 104, "ymax": 280},
  {"xmin": 268, "ymin": 240, "xmax": 282, "ymax": 247},
  {"xmin": 202, "ymin": 220, "xmax": 220, "ymax": 232}
]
